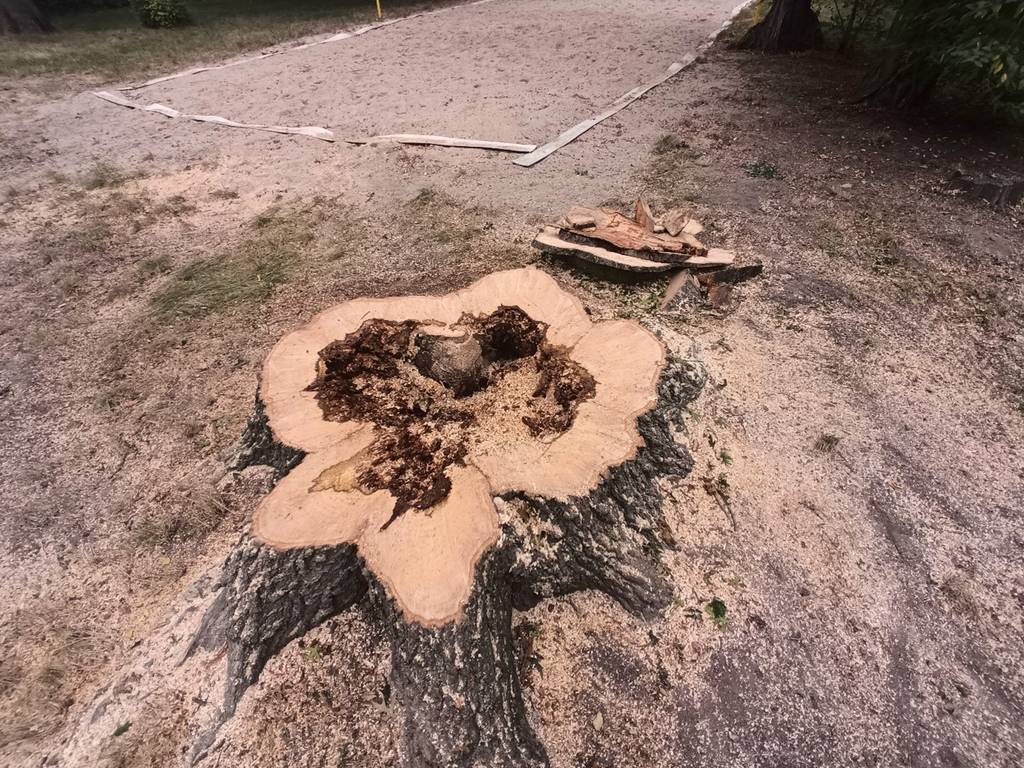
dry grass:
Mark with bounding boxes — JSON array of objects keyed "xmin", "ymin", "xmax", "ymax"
[
  {"xmin": 79, "ymin": 163, "xmax": 146, "ymax": 191},
  {"xmin": 0, "ymin": 606, "xmax": 113, "ymax": 747},
  {"xmin": 150, "ymin": 197, "xmax": 366, "ymax": 318},
  {"xmin": 130, "ymin": 483, "xmax": 228, "ymax": 551}
]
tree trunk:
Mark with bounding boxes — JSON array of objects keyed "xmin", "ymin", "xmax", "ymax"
[
  {"xmin": 0, "ymin": 0, "xmax": 53, "ymax": 34},
  {"xmin": 189, "ymin": 355, "xmax": 706, "ymax": 767},
  {"xmin": 739, "ymin": 0, "xmax": 822, "ymax": 53}
]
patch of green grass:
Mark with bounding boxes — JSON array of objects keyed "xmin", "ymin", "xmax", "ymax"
[
  {"xmin": 113, "ymin": 721, "xmax": 132, "ymax": 737},
  {"xmin": 705, "ymin": 598, "xmax": 728, "ymax": 629},
  {"xmin": 150, "ymin": 206, "xmax": 317, "ymax": 318},
  {"xmin": 619, "ymin": 284, "xmax": 663, "ymax": 318},
  {"xmin": 303, "ymin": 641, "xmax": 324, "ymax": 662},
  {"xmin": 152, "ymin": 249, "xmax": 290, "ymax": 318},
  {"xmin": 719, "ymin": 449, "xmax": 733, "ymax": 466},
  {"xmin": 0, "ymin": 0, "xmax": 453, "ymax": 84},
  {"xmin": 742, "ymin": 159, "xmax": 781, "ymax": 179}
]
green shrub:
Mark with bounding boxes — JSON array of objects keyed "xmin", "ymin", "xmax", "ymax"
[
  {"xmin": 818, "ymin": 0, "xmax": 1024, "ymax": 120},
  {"xmin": 869, "ymin": 0, "xmax": 1024, "ymax": 119},
  {"xmin": 134, "ymin": 0, "xmax": 191, "ymax": 28}
]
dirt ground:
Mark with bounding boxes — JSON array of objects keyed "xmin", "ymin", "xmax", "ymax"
[{"xmin": 1, "ymin": 0, "xmax": 1023, "ymax": 766}]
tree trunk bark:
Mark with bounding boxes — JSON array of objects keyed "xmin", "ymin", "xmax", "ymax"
[
  {"xmin": 739, "ymin": 0, "xmax": 822, "ymax": 53},
  {"xmin": 190, "ymin": 356, "xmax": 706, "ymax": 767},
  {"xmin": 0, "ymin": 0, "xmax": 53, "ymax": 34}
]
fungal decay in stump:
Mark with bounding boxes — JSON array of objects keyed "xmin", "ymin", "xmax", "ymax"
[{"xmin": 196, "ymin": 268, "xmax": 705, "ymax": 766}]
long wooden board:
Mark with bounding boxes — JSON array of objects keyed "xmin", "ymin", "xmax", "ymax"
[
  {"xmin": 513, "ymin": 55, "xmax": 695, "ymax": 168},
  {"xmin": 92, "ymin": 91, "xmax": 336, "ymax": 142},
  {"xmin": 346, "ymin": 134, "xmax": 536, "ymax": 153},
  {"xmin": 532, "ymin": 227, "xmax": 674, "ymax": 274}
]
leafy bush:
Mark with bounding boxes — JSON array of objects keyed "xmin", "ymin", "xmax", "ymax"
[
  {"xmin": 869, "ymin": 0, "xmax": 1024, "ymax": 119},
  {"xmin": 818, "ymin": 0, "xmax": 1024, "ymax": 119},
  {"xmin": 134, "ymin": 0, "xmax": 191, "ymax": 28}
]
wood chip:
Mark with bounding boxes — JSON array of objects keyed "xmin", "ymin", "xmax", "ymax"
[
  {"xmin": 662, "ymin": 208, "xmax": 704, "ymax": 237},
  {"xmin": 565, "ymin": 212, "xmax": 596, "ymax": 229},
  {"xmin": 634, "ymin": 197, "xmax": 656, "ymax": 231},
  {"xmin": 532, "ymin": 227, "xmax": 675, "ymax": 274}
]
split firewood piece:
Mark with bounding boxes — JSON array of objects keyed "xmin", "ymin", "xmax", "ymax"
[
  {"xmin": 634, "ymin": 197, "xmax": 656, "ymax": 231},
  {"xmin": 533, "ymin": 226, "xmax": 675, "ymax": 273},
  {"xmin": 659, "ymin": 270, "xmax": 703, "ymax": 311},
  {"xmin": 564, "ymin": 210, "xmax": 596, "ymax": 229},
  {"xmin": 563, "ymin": 206, "xmax": 705, "ymax": 256},
  {"xmin": 189, "ymin": 267, "xmax": 706, "ymax": 767},
  {"xmin": 696, "ymin": 263, "xmax": 764, "ymax": 287},
  {"xmin": 662, "ymin": 207, "xmax": 705, "ymax": 237}
]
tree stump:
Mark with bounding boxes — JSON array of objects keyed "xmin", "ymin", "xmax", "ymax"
[
  {"xmin": 738, "ymin": 0, "xmax": 822, "ymax": 53},
  {"xmin": 0, "ymin": 0, "xmax": 53, "ymax": 34},
  {"xmin": 191, "ymin": 268, "xmax": 705, "ymax": 766}
]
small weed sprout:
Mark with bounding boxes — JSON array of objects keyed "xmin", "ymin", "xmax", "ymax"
[
  {"xmin": 742, "ymin": 160, "xmax": 780, "ymax": 179},
  {"xmin": 654, "ymin": 134, "xmax": 689, "ymax": 155},
  {"xmin": 705, "ymin": 598, "xmax": 728, "ymax": 629}
]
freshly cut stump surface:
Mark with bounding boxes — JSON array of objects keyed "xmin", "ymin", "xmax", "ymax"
[{"xmin": 193, "ymin": 267, "xmax": 705, "ymax": 767}]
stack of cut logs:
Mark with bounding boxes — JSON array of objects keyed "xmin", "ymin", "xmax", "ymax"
[{"xmin": 532, "ymin": 198, "xmax": 761, "ymax": 309}]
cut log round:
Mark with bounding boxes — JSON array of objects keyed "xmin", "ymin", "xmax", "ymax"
[{"xmin": 191, "ymin": 268, "xmax": 704, "ymax": 766}]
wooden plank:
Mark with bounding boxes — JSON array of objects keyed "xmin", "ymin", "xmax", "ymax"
[
  {"xmin": 185, "ymin": 114, "xmax": 335, "ymax": 141},
  {"xmin": 532, "ymin": 227, "xmax": 675, "ymax": 274},
  {"xmin": 663, "ymin": 208, "xmax": 704, "ymax": 237},
  {"xmin": 92, "ymin": 92, "xmax": 335, "ymax": 142},
  {"xmin": 346, "ymin": 134, "xmax": 535, "ymax": 153},
  {"xmin": 513, "ymin": 55, "xmax": 695, "ymax": 168}
]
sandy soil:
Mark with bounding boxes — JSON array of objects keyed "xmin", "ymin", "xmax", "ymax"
[{"xmin": 1, "ymin": 1, "xmax": 1023, "ymax": 767}]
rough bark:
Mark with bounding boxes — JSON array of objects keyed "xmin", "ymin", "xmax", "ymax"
[
  {"xmin": 0, "ymin": 0, "xmax": 53, "ymax": 34},
  {"xmin": 371, "ymin": 547, "xmax": 547, "ymax": 768},
  {"xmin": 949, "ymin": 169, "xmax": 1024, "ymax": 211},
  {"xmin": 227, "ymin": 395, "xmax": 304, "ymax": 478},
  {"xmin": 739, "ymin": 0, "xmax": 822, "ymax": 53},
  {"xmin": 192, "ymin": 354, "xmax": 706, "ymax": 767}
]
